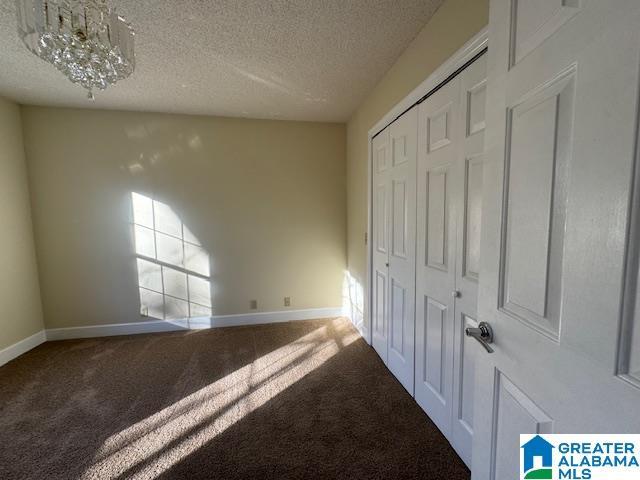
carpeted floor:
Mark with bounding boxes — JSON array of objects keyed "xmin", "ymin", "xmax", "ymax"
[{"xmin": 0, "ymin": 317, "xmax": 470, "ymax": 480}]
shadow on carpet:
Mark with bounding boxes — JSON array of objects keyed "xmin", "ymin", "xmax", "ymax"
[{"xmin": 0, "ymin": 318, "xmax": 469, "ymax": 480}]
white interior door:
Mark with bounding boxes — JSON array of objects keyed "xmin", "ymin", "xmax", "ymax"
[
  {"xmin": 472, "ymin": 2, "xmax": 640, "ymax": 479},
  {"xmin": 372, "ymin": 128, "xmax": 390, "ymax": 364},
  {"xmin": 415, "ymin": 77, "xmax": 461, "ymax": 436},
  {"xmin": 386, "ymin": 107, "xmax": 417, "ymax": 393},
  {"xmin": 450, "ymin": 54, "xmax": 487, "ymax": 467}
]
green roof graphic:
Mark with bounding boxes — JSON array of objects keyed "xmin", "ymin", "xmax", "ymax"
[{"xmin": 524, "ymin": 468, "xmax": 552, "ymax": 479}]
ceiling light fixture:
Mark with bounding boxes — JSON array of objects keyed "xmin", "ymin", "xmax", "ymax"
[{"xmin": 15, "ymin": 0, "xmax": 135, "ymax": 100}]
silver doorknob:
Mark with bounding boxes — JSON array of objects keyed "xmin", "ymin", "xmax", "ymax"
[
  {"xmin": 465, "ymin": 321, "xmax": 494, "ymax": 353},
  {"xmin": 452, "ymin": 290, "xmax": 461, "ymax": 298}
]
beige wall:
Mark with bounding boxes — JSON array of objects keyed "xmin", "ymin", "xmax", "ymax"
[
  {"xmin": 10, "ymin": 0, "xmax": 486, "ymax": 334},
  {"xmin": 22, "ymin": 107, "xmax": 346, "ymax": 329},
  {"xmin": 0, "ymin": 97, "xmax": 44, "ymax": 349},
  {"xmin": 346, "ymin": 0, "xmax": 489, "ymax": 297}
]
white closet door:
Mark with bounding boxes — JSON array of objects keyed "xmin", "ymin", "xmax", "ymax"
[
  {"xmin": 414, "ymin": 77, "xmax": 461, "ymax": 436},
  {"xmin": 386, "ymin": 107, "xmax": 418, "ymax": 394},
  {"xmin": 472, "ymin": 1, "xmax": 640, "ymax": 479},
  {"xmin": 450, "ymin": 54, "xmax": 486, "ymax": 467},
  {"xmin": 371, "ymin": 128, "xmax": 390, "ymax": 364}
]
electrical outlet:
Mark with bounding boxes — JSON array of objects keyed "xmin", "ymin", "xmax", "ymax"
[
  {"xmin": 284, "ymin": 296, "xmax": 291, "ymax": 307},
  {"xmin": 250, "ymin": 299, "xmax": 258, "ymax": 310}
]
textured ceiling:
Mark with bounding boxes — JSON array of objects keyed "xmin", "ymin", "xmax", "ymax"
[{"xmin": 0, "ymin": 0, "xmax": 444, "ymax": 122}]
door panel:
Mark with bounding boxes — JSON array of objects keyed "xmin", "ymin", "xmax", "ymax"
[
  {"xmin": 467, "ymin": 81, "xmax": 487, "ymax": 137},
  {"xmin": 428, "ymin": 103, "xmax": 453, "ymax": 152},
  {"xmin": 491, "ymin": 373, "xmax": 553, "ymax": 480},
  {"xmin": 426, "ymin": 169, "xmax": 448, "ymax": 269},
  {"xmin": 374, "ymin": 270, "xmax": 387, "ymax": 347},
  {"xmin": 451, "ymin": 54, "xmax": 487, "ymax": 467},
  {"xmin": 624, "ymin": 227, "xmax": 640, "ymax": 383},
  {"xmin": 501, "ymin": 70, "xmax": 574, "ymax": 340},
  {"xmin": 415, "ymin": 77, "xmax": 460, "ymax": 436},
  {"xmin": 464, "ymin": 156, "xmax": 483, "ymax": 280},
  {"xmin": 386, "ymin": 107, "xmax": 417, "ymax": 394},
  {"xmin": 424, "ymin": 296, "xmax": 447, "ymax": 397},
  {"xmin": 473, "ymin": 2, "xmax": 640, "ymax": 479},
  {"xmin": 458, "ymin": 314, "xmax": 477, "ymax": 432},
  {"xmin": 372, "ymin": 129, "xmax": 390, "ymax": 363},
  {"xmin": 375, "ymin": 186, "xmax": 387, "ymax": 254},
  {"xmin": 511, "ymin": 0, "xmax": 580, "ymax": 66},
  {"xmin": 390, "ymin": 279, "xmax": 406, "ymax": 354},
  {"xmin": 391, "ymin": 180, "xmax": 407, "ymax": 258},
  {"xmin": 392, "ymin": 134, "xmax": 409, "ymax": 166}
]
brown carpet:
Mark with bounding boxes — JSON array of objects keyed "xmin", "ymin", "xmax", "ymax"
[{"xmin": 0, "ymin": 317, "xmax": 470, "ymax": 480}]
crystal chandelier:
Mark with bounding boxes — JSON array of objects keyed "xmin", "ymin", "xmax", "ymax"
[{"xmin": 15, "ymin": 0, "xmax": 135, "ymax": 99}]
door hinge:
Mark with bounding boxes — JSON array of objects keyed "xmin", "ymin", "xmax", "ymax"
[{"xmin": 364, "ymin": 231, "xmax": 368, "ymax": 245}]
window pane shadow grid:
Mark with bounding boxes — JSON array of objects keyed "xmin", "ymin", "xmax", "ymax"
[{"xmin": 132, "ymin": 193, "xmax": 211, "ymax": 320}]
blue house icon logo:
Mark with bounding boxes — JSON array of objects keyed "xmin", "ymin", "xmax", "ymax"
[{"xmin": 521, "ymin": 435, "xmax": 554, "ymax": 479}]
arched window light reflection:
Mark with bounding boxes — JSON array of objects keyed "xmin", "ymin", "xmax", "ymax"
[{"xmin": 131, "ymin": 192, "xmax": 212, "ymax": 320}]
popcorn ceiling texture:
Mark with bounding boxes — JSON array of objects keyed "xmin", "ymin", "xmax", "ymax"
[{"xmin": 0, "ymin": 0, "xmax": 444, "ymax": 121}]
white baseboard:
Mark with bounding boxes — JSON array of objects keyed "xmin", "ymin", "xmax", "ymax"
[
  {"xmin": 45, "ymin": 307, "xmax": 344, "ymax": 341},
  {"xmin": 0, "ymin": 330, "xmax": 47, "ymax": 367}
]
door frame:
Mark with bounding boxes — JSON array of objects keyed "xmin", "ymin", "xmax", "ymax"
[{"xmin": 363, "ymin": 27, "xmax": 488, "ymax": 345}]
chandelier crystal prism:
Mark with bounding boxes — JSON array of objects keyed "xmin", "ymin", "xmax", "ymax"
[{"xmin": 15, "ymin": 0, "xmax": 135, "ymax": 99}]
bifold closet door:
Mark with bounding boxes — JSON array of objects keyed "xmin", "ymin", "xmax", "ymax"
[
  {"xmin": 371, "ymin": 128, "xmax": 391, "ymax": 364},
  {"xmin": 414, "ymin": 77, "xmax": 461, "ymax": 437},
  {"xmin": 371, "ymin": 52, "xmax": 486, "ymax": 466},
  {"xmin": 370, "ymin": 108, "xmax": 418, "ymax": 393},
  {"xmin": 450, "ymin": 54, "xmax": 487, "ymax": 467},
  {"xmin": 386, "ymin": 108, "xmax": 417, "ymax": 394},
  {"xmin": 415, "ymin": 55, "xmax": 486, "ymax": 465},
  {"xmin": 413, "ymin": 53, "xmax": 487, "ymax": 468}
]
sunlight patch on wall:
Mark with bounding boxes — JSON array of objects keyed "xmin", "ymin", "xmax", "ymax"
[
  {"xmin": 342, "ymin": 271, "xmax": 364, "ymax": 332},
  {"xmin": 131, "ymin": 192, "xmax": 212, "ymax": 320}
]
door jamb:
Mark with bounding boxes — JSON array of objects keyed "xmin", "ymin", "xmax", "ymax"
[{"xmin": 364, "ymin": 27, "xmax": 488, "ymax": 345}]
